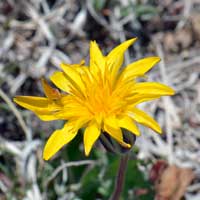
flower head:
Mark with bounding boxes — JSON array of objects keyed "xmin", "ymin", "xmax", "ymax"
[{"xmin": 14, "ymin": 38, "xmax": 174, "ymax": 160}]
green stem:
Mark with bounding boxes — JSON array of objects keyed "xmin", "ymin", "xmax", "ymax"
[{"xmin": 109, "ymin": 153, "xmax": 129, "ymax": 200}]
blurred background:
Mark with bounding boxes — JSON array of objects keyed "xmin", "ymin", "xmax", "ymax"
[{"xmin": 0, "ymin": 0, "xmax": 200, "ymax": 199}]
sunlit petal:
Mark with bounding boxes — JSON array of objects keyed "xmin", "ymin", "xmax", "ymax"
[
  {"xmin": 125, "ymin": 94, "xmax": 162, "ymax": 105},
  {"xmin": 60, "ymin": 63, "xmax": 86, "ymax": 95},
  {"xmin": 128, "ymin": 108, "xmax": 162, "ymax": 133},
  {"xmin": 117, "ymin": 115, "xmax": 140, "ymax": 136},
  {"xmin": 119, "ymin": 57, "xmax": 160, "ymax": 81},
  {"xmin": 90, "ymin": 41, "xmax": 105, "ymax": 75},
  {"xmin": 43, "ymin": 122, "xmax": 78, "ymax": 160},
  {"xmin": 104, "ymin": 116, "xmax": 131, "ymax": 148},
  {"xmin": 14, "ymin": 96, "xmax": 49, "ymax": 111},
  {"xmin": 107, "ymin": 38, "xmax": 137, "ymax": 80},
  {"xmin": 34, "ymin": 111, "xmax": 60, "ymax": 121},
  {"xmin": 133, "ymin": 82, "xmax": 175, "ymax": 96},
  {"xmin": 84, "ymin": 120, "xmax": 101, "ymax": 156},
  {"xmin": 50, "ymin": 71, "xmax": 70, "ymax": 92},
  {"xmin": 14, "ymin": 96, "xmax": 62, "ymax": 121}
]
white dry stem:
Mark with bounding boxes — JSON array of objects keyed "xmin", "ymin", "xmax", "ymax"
[
  {"xmin": 0, "ymin": 31, "xmax": 14, "ymax": 56},
  {"xmin": 10, "ymin": 73, "xmax": 27, "ymax": 95},
  {"xmin": 45, "ymin": 160, "xmax": 95, "ymax": 188},
  {"xmin": 23, "ymin": 153, "xmax": 42, "ymax": 200},
  {"xmin": 50, "ymin": 48, "xmax": 72, "ymax": 67},
  {"xmin": 155, "ymin": 41, "xmax": 175, "ymax": 164},
  {"xmin": 176, "ymin": 0, "xmax": 192, "ymax": 29},
  {"xmin": 86, "ymin": 0, "xmax": 110, "ymax": 31},
  {"xmin": 0, "ymin": 88, "xmax": 31, "ymax": 141},
  {"xmin": 0, "ymin": 137, "xmax": 22, "ymax": 156},
  {"xmin": 69, "ymin": 9, "xmax": 87, "ymax": 37},
  {"xmin": 110, "ymin": 6, "xmax": 131, "ymax": 65},
  {"xmin": 25, "ymin": 3, "xmax": 55, "ymax": 42}
]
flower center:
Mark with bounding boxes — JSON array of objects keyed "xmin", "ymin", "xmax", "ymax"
[{"xmin": 84, "ymin": 78, "xmax": 127, "ymax": 117}]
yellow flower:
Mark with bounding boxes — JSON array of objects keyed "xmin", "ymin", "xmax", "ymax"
[{"xmin": 14, "ymin": 38, "xmax": 174, "ymax": 160}]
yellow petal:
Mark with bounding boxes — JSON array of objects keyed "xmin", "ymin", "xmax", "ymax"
[
  {"xmin": 73, "ymin": 59, "xmax": 85, "ymax": 68},
  {"xmin": 84, "ymin": 120, "xmax": 101, "ymax": 156},
  {"xmin": 107, "ymin": 38, "xmax": 137, "ymax": 79},
  {"xmin": 128, "ymin": 108, "xmax": 162, "ymax": 133},
  {"xmin": 126, "ymin": 94, "xmax": 162, "ymax": 105},
  {"xmin": 120, "ymin": 57, "xmax": 160, "ymax": 81},
  {"xmin": 43, "ymin": 122, "xmax": 78, "ymax": 160},
  {"xmin": 57, "ymin": 106, "xmax": 90, "ymax": 120},
  {"xmin": 34, "ymin": 111, "xmax": 60, "ymax": 121},
  {"xmin": 14, "ymin": 96, "xmax": 61, "ymax": 121},
  {"xmin": 50, "ymin": 71, "xmax": 70, "ymax": 92},
  {"xmin": 41, "ymin": 78, "xmax": 61, "ymax": 100},
  {"xmin": 89, "ymin": 41, "xmax": 105, "ymax": 75},
  {"xmin": 60, "ymin": 60, "xmax": 85, "ymax": 69},
  {"xmin": 117, "ymin": 115, "xmax": 140, "ymax": 136},
  {"xmin": 60, "ymin": 63, "xmax": 85, "ymax": 95},
  {"xmin": 104, "ymin": 116, "xmax": 131, "ymax": 148},
  {"xmin": 133, "ymin": 82, "xmax": 175, "ymax": 96},
  {"xmin": 14, "ymin": 96, "xmax": 49, "ymax": 111}
]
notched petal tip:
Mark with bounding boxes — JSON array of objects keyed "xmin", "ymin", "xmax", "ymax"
[
  {"xmin": 168, "ymin": 87, "xmax": 176, "ymax": 95},
  {"xmin": 84, "ymin": 120, "xmax": 101, "ymax": 157},
  {"xmin": 84, "ymin": 149, "xmax": 90, "ymax": 157},
  {"xmin": 90, "ymin": 40, "xmax": 97, "ymax": 44},
  {"xmin": 151, "ymin": 56, "xmax": 161, "ymax": 65},
  {"xmin": 127, "ymin": 143, "xmax": 131, "ymax": 148},
  {"xmin": 43, "ymin": 152, "xmax": 50, "ymax": 161},
  {"xmin": 90, "ymin": 40, "xmax": 100, "ymax": 50},
  {"xmin": 84, "ymin": 144, "xmax": 90, "ymax": 157},
  {"xmin": 157, "ymin": 127, "xmax": 162, "ymax": 134},
  {"xmin": 162, "ymin": 86, "xmax": 175, "ymax": 96},
  {"xmin": 122, "ymin": 38, "xmax": 138, "ymax": 49},
  {"xmin": 118, "ymin": 141, "xmax": 131, "ymax": 149},
  {"xmin": 13, "ymin": 97, "xmax": 24, "ymax": 108},
  {"xmin": 13, "ymin": 97, "xmax": 19, "ymax": 103},
  {"xmin": 127, "ymin": 37, "xmax": 138, "ymax": 44},
  {"xmin": 152, "ymin": 56, "xmax": 161, "ymax": 61},
  {"xmin": 13, "ymin": 96, "xmax": 25, "ymax": 103}
]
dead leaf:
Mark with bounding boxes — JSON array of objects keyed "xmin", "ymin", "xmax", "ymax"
[
  {"xmin": 163, "ymin": 26, "xmax": 193, "ymax": 53},
  {"xmin": 155, "ymin": 165, "xmax": 179, "ymax": 200},
  {"xmin": 171, "ymin": 168, "xmax": 195, "ymax": 200},
  {"xmin": 175, "ymin": 26, "xmax": 193, "ymax": 49},
  {"xmin": 163, "ymin": 32, "xmax": 178, "ymax": 53},
  {"xmin": 152, "ymin": 163, "xmax": 195, "ymax": 200}
]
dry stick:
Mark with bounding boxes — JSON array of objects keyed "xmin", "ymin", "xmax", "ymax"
[
  {"xmin": 109, "ymin": 153, "xmax": 129, "ymax": 200},
  {"xmin": 43, "ymin": 160, "xmax": 95, "ymax": 200},
  {"xmin": 176, "ymin": 0, "xmax": 192, "ymax": 29},
  {"xmin": 0, "ymin": 88, "xmax": 31, "ymax": 140},
  {"xmin": 156, "ymin": 42, "xmax": 174, "ymax": 164},
  {"xmin": 45, "ymin": 160, "xmax": 95, "ymax": 187},
  {"xmin": 86, "ymin": 0, "xmax": 111, "ymax": 31}
]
